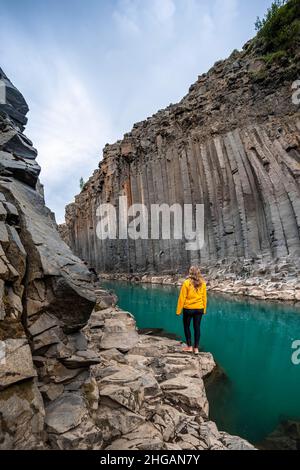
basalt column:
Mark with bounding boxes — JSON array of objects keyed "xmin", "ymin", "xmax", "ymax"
[{"xmin": 62, "ymin": 44, "xmax": 300, "ymax": 275}]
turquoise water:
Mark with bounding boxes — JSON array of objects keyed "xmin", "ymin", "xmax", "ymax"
[{"xmin": 101, "ymin": 280, "xmax": 300, "ymax": 444}]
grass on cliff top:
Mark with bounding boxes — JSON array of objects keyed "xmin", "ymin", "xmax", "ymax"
[{"xmin": 254, "ymin": 0, "xmax": 300, "ymax": 60}]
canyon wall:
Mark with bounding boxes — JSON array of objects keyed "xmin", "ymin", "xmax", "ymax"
[{"xmin": 62, "ymin": 41, "xmax": 300, "ymax": 276}]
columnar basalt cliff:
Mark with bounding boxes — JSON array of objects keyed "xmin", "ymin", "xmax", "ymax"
[
  {"xmin": 62, "ymin": 40, "xmax": 300, "ymax": 288},
  {"xmin": 0, "ymin": 69, "xmax": 255, "ymax": 450}
]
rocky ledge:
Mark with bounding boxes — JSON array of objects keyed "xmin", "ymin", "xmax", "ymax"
[{"xmin": 42, "ymin": 288, "xmax": 255, "ymax": 451}]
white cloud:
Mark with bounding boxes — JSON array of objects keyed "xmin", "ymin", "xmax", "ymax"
[
  {"xmin": 28, "ymin": 61, "xmax": 115, "ymax": 222},
  {"xmin": 0, "ymin": 0, "xmax": 250, "ymax": 224},
  {"xmin": 113, "ymin": 0, "xmax": 141, "ymax": 36},
  {"xmin": 113, "ymin": 0, "xmax": 177, "ymax": 36},
  {"xmin": 0, "ymin": 25, "xmax": 114, "ymax": 223},
  {"xmin": 29, "ymin": 67, "xmax": 111, "ymax": 186},
  {"xmin": 213, "ymin": 0, "xmax": 239, "ymax": 29},
  {"xmin": 151, "ymin": 0, "xmax": 176, "ymax": 23}
]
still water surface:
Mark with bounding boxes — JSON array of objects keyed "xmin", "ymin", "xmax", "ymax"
[{"xmin": 101, "ymin": 280, "xmax": 300, "ymax": 443}]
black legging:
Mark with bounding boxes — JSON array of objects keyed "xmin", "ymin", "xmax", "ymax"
[{"xmin": 183, "ymin": 308, "xmax": 204, "ymax": 349}]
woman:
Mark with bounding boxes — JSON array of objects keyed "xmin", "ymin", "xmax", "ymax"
[{"xmin": 176, "ymin": 266, "xmax": 207, "ymax": 354}]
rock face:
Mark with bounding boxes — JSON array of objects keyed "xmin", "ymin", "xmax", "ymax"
[
  {"xmin": 259, "ymin": 420, "xmax": 300, "ymax": 450},
  {"xmin": 0, "ymin": 69, "xmax": 96, "ymax": 449},
  {"xmin": 61, "ymin": 42, "xmax": 300, "ymax": 279},
  {"xmin": 0, "ymin": 68, "xmax": 40, "ymax": 187}
]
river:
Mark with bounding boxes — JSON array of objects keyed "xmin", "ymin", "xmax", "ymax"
[{"xmin": 101, "ymin": 280, "xmax": 300, "ymax": 444}]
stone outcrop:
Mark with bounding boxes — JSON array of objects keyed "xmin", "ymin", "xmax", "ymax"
[
  {"xmin": 0, "ymin": 69, "xmax": 255, "ymax": 450},
  {"xmin": 78, "ymin": 296, "xmax": 255, "ymax": 451},
  {"xmin": 0, "ymin": 68, "xmax": 40, "ymax": 187},
  {"xmin": 259, "ymin": 420, "xmax": 300, "ymax": 450},
  {"xmin": 61, "ymin": 39, "xmax": 300, "ymax": 285}
]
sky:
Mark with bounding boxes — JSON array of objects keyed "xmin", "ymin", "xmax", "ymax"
[{"xmin": 0, "ymin": 0, "xmax": 272, "ymax": 223}]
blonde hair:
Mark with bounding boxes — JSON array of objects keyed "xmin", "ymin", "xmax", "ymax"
[{"xmin": 188, "ymin": 266, "xmax": 203, "ymax": 290}]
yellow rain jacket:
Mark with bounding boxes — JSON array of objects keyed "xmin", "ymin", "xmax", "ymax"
[{"xmin": 176, "ymin": 279, "xmax": 207, "ymax": 315}]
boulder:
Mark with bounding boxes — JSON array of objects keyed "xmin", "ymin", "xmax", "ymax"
[
  {"xmin": 61, "ymin": 350, "xmax": 101, "ymax": 369},
  {"xmin": 160, "ymin": 376, "xmax": 209, "ymax": 417},
  {"xmin": 45, "ymin": 393, "xmax": 87, "ymax": 434},
  {"xmin": 95, "ymin": 403, "xmax": 145, "ymax": 442},
  {"xmin": 99, "ymin": 381, "xmax": 144, "ymax": 414},
  {"xmin": 106, "ymin": 423, "xmax": 164, "ymax": 450},
  {"xmin": 0, "ymin": 380, "xmax": 45, "ymax": 449},
  {"xmin": 48, "ymin": 418, "xmax": 103, "ymax": 450},
  {"xmin": 0, "ymin": 178, "xmax": 96, "ymax": 330},
  {"xmin": 259, "ymin": 420, "xmax": 300, "ymax": 450},
  {"xmin": 0, "ymin": 338, "xmax": 36, "ymax": 389},
  {"xmin": 219, "ymin": 432, "xmax": 256, "ymax": 450},
  {"xmin": 0, "ymin": 69, "xmax": 40, "ymax": 187},
  {"xmin": 152, "ymin": 404, "xmax": 189, "ymax": 442},
  {"xmin": 98, "ymin": 313, "xmax": 139, "ymax": 352}
]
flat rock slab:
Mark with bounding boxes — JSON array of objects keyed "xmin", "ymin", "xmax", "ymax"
[
  {"xmin": 29, "ymin": 313, "xmax": 61, "ymax": 337},
  {"xmin": 0, "ymin": 338, "xmax": 36, "ymax": 389},
  {"xmin": 219, "ymin": 432, "xmax": 256, "ymax": 450},
  {"xmin": 152, "ymin": 404, "xmax": 190, "ymax": 442},
  {"xmin": 32, "ymin": 326, "xmax": 65, "ymax": 352},
  {"xmin": 61, "ymin": 350, "xmax": 101, "ymax": 369},
  {"xmin": 48, "ymin": 418, "xmax": 103, "ymax": 450},
  {"xmin": 98, "ymin": 316, "xmax": 139, "ymax": 352},
  {"xmin": 0, "ymin": 380, "xmax": 45, "ymax": 450},
  {"xmin": 45, "ymin": 393, "xmax": 87, "ymax": 434},
  {"xmin": 49, "ymin": 363, "xmax": 84, "ymax": 384},
  {"xmin": 160, "ymin": 376, "xmax": 209, "ymax": 417},
  {"xmin": 96, "ymin": 404, "xmax": 145, "ymax": 443},
  {"xmin": 99, "ymin": 365, "xmax": 143, "ymax": 385},
  {"xmin": 129, "ymin": 335, "xmax": 181, "ymax": 357},
  {"xmin": 106, "ymin": 423, "xmax": 164, "ymax": 450},
  {"xmin": 99, "ymin": 380, "xmax": 144, "ymax": 414}
]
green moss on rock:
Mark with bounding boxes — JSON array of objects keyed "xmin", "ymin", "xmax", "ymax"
[{"xmin": 255, "ymin": 0, "xmax": 300, "ymax": 56}]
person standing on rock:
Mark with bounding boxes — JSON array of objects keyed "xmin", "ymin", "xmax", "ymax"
[{"xmin": 176, "ymin": 266, "xmax": 207, "ymax": 355}]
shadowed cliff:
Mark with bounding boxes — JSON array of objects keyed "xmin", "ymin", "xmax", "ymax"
[{"xmin": 62, "ymin": 11, "xmax": 300, "ymax": 276}]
